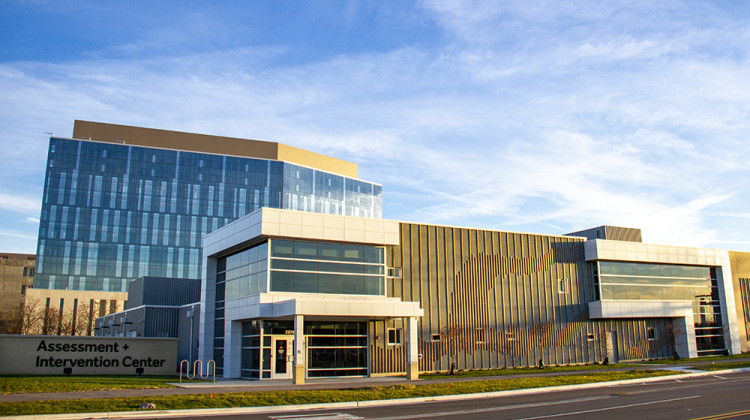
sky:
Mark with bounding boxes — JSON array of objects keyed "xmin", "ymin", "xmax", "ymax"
[{"xmin": 1, "ymin": 0, "xmax": 749, "ymax": 254}]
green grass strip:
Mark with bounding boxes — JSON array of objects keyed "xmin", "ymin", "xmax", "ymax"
[
  {"xmin": 0, "ymin": 376, "xmax": 182, "ymax": 395},
  {"xmin": 689, "ymin": 361, "xmax": 750, "ymax": 371},
  {"xmin": 0, "ymin": 370, "xmax": 679, "ymax": 417},
  {"xmin": 421, "ymin": 363, "xmax": 631, "ymax": 379},
  {"xmin": 635, "ymin": 353, "xmax": 750, "ymax": 365}
]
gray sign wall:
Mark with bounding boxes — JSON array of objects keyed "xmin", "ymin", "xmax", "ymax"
[{"xmin": 0, "ymin": 335, "xmax": 177, "ymax": 375}]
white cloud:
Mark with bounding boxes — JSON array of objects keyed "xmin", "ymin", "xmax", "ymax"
[{"xmin": 0, "ymin": 193, "xmax": 41, "ymax": 215}]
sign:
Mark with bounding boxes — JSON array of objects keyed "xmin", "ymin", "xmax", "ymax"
[{"xmin": 0, "ymin": 335, "xmax": 178, "ymax": 375}]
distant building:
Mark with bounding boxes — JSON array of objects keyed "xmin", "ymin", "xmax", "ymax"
[
  {"xmin": 96, "ymin": 277, "xmax": 200, "ymax": 365},
  {"xmin": 0, "ymin": 253, "xmax": 35, "ymax": 333}
]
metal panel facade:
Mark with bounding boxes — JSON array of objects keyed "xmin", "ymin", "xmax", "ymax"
[{"xmin": 372, "ymin": 223, "xmax": 675, "ymax": 373}]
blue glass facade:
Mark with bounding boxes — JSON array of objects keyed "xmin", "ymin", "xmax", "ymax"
[{"xmin": 35, "ymin": 137, "xmax": 382, "ymax": 292}]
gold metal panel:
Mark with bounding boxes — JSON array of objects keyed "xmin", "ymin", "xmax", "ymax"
[{"xmin": 72, "ymin": 120, "xmax": 358, "ymax": 178}]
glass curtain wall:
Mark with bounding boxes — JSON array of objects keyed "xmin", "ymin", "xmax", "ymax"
[
  {"xmin": 269, "ymin": 239, "xmax": 385, "ymax": 296},
  {"xmin": 282, "ymin": 163, "xmax": 382, "ymax": 219},
  {"xmin": 594, "ymin": 261, "xmax": 725, "ymax": 354},
  {"xmin": 239, "ymin": 320, "xmax": 368, "ymax": 379},
  {"xmin": 36, "ymin": 138, "xmax": 383, "ymax": 293},
  {"xmin": 306, "ymin": 321, "xmax": 367, "ymax": 377}
]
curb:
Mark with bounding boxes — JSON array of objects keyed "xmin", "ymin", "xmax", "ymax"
[{"xmin": 5, "ymin": 368, "xmax": 749, "ymax": 419}]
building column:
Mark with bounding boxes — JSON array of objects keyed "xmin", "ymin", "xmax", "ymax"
[
  {"xmin": 198, "ymin": 256, "xmax": 217, "ymax": 366},
  {"xmin": 674, "ymin": 310, "xmax": 698, "ymax": 359},
  {"xmin": 293, "ymin": 314, "xmax": 305, "ymax": 385},
  {"xmin": 405, "ymin": 316, "xmax": 419, "ymax": 380},
  {"xmin": 223, "ymin": 320, "xmax": 242, "ymax": 379}
]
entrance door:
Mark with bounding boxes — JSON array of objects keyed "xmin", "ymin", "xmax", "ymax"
[{"xmin": 271, "ymin": 337, "xmax": 293, "ymax": 379}]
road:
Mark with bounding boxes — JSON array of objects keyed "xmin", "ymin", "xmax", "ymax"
[{"xmin": 162, "ymin": 370, "xmax": 750, "ymax": 420}]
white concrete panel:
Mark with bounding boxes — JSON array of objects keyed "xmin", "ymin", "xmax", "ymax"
[
  {"xmin": 344, "ymin": 217, "xmax": 365, "ymax": 231},
  {"xmin": 301, "ymin": 212, "xmax": 324, "ymax": 227},
  {"xmin": 261, "ymin": 222, "xmax": 280, "ymax": 237},
  {"xmin": 344, "ymin": 230, "xmax": 366, "ymax": 242},
  {"xmin": 302, "ymin": 226, "xmax": 325, "ymax": 238},
  {"xmin": 364, "ymin": 219, "xmax": 384, "ymax": 232},
  {"xmin": 364, "ymin": 231, "xmax": 386, "ymax": 243},
  {"xmin": 279, "ymin": 223, "xmax": 303, "ymax": 237},
  {"xmin": 324, "ymin": 228, "xmax": 346, "ymax": 241},
  {"xmin": 323, "ymin": 215, "xmax": 345, "ymax": 229}
]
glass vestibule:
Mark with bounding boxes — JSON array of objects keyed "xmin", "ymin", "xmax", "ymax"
[{"xmin": 240, "ymin": 320, "xmax": 368, "ymax": 380}]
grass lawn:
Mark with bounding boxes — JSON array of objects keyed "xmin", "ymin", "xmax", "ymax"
[
  {"xmin": 689, "ymin": 361, "xmax": 750, "ymax": 371},
  {"xmin": 633, "ymin": 353, "xmax": 750, "ymax": 365},
  {"xmin": 421, "ymin": 363, "xmax": 631, "ymax": 379},
  {"xmin": 0, "ymin": 370, "xmax": 680, "ymax": 417},
  {"xmin": 0, "ymin": 375, "xmax": 186, "ymax": 395}
]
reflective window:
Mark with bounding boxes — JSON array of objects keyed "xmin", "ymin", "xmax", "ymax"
[
  {"xmin": 595, "ymin": 261, "xmax": 725, "ymax": 354},
  {"xmin": 268, "ymin": 239, "xmax": 386, "ymax": 296},
  {"xmin": 35, "ymin": 138, "xmax": 382, "ymax": 293}
]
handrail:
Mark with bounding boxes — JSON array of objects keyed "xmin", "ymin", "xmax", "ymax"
[{"xmin": 179, "ymin": 359, "xmax": 216, "ymax": 383}]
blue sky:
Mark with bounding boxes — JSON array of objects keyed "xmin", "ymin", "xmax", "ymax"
[{"xmin": 1, "ymin": 0, "xmax": 749, "ymax": 253}]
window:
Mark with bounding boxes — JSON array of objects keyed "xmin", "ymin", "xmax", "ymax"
[
  {"xmin": 431, "ymin": 334, "xmax": 441, "ymax": 342},
  {"xmin": 558, "ymin": 278, "xmax": 567, "ymax": 293},
  {"xmin": 647, "ymin": 327, "xmax": 656, "ymax": 341},
  {"xmin": 476, "ymin": 328, "xmax": 485, "ymax": 343},
  {"xmin": 587, "ymin": 333, "xmax": 595, "ymax": 341},
  {"xmin": 506, "ymin": 332, "xmax": 515, "ymax": 341},
  {"xmin": 387, "ymin": 267, "xmax": 402, "ymax": 279},
  {"xmin": 388, "ymin": 328, "xmax": 402, "ymax": 346}
]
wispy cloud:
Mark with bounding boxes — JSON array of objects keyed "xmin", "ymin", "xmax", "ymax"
[{"xmin": 0, "ymin": 193, "xmax": 41, "ymax": 215}]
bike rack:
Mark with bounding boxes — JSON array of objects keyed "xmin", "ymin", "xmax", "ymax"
[{"xmin": 179, "ymin": 359, "xmax": 216, "ymax": 383}]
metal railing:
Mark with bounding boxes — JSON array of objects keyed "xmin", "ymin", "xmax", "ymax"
[{"xmin": 179, "ymin": 359, "xmax": 216, "ymax": 383}]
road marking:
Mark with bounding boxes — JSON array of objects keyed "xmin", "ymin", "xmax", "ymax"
[
  {"xmin": 514, "ymin": 395, "xmax": 701, "ymax": 419},
  {"xmin": 363, "ymin": 395, "xmax": 617, "ymax": 419},
  {"xmin": 269, "ymin": 414, "xmax": 364, "ymax": 420},
  {"xmin": 690, "ymin": 408, "xmax": 750, "ymax": 420}
]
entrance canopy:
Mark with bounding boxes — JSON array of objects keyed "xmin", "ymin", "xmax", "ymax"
[{"xmin": 225, "ymin": 293, "xmax": 423, "ymax": 321}]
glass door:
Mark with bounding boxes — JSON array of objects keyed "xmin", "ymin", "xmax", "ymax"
[{"xmin": 270, "ymin": 337, "xmax": 293, "ymax": 379}]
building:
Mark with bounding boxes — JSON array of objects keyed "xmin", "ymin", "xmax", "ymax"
[
  {"xmin": 33, "ymin": 121, "xmax": 381, "ymax": 335},
  {"xmin": 195, "ymin": 210, "xmax": 749, "ymax": 383},
  {"xmin": 96, "ymin": 277, "xmax": 201, "ymax": 365},
  {"xmin": 35, "ymin": 120, "xmax": 383, "ymax": 294},
  {"xmin": 0, "ymin": 253, "xmax": 35, "ymax": 333},
  {"xmin": 62, "ymin": 122, "xmax": 748, "ymax": 382}
]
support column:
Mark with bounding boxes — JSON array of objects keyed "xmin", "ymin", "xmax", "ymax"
[
  {"xmin": 405, "ymin": 316, "xmax": 419, "ymax": 380},
  {"xmin": 223, "ymin": 320, "xmax": 242, "ymax": 378},
  {"xmin": 293, "ymin": 315, "xmax": 305, "ymax": 384},
  {"xmin": 674, "ymin": 310, "xmax": 698, "ymax": 359}
]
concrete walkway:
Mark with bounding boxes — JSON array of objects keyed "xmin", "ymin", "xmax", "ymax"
[{"xmin": 1, "ymin": 357, "xmax": 748, "ymax": 404}]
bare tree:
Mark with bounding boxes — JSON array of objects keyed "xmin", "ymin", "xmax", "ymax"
[{"xmin": 1, "ymin": 298, "xmax": 45, "ymax": 335}]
